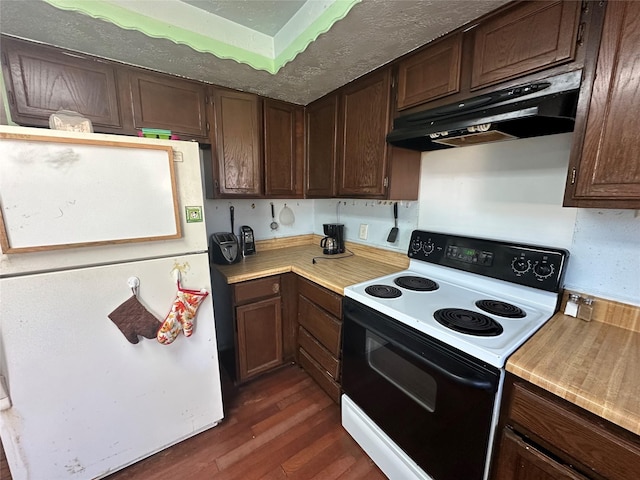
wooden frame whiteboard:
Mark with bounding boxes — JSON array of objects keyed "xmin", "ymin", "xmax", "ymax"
[{"xmin": 0, "ymin": 133, "xmax": 181, "ymax": 253}]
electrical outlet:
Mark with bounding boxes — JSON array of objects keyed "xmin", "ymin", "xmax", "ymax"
[{"xmin": 359, "ymin": 224, "xmax": 368, "ymax": 240}]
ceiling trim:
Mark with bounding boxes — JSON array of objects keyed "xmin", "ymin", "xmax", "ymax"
[{"xmin": 43, "ymin": 0, "xmax": 361, "ymax": 74}]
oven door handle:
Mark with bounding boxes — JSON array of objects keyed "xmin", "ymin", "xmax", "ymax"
[{"xmin": 394, "ymin": 341, "xmax": 497, "ymax": 391}]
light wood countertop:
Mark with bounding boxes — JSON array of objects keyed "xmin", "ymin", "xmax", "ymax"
[
  {"xmin": 212, "ymin": 235, "xmax": 409, "ymax": 295},
  {"xmin": 507, "ymin": 291, "xmax": 640, "ymax": 436}
]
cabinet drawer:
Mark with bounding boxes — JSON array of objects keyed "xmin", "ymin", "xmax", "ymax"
[
  {"xmin": 234, "ymin": 276, "xmax": 280, "ymax": 304},
  {"xmin": 298, "ymin": 277, "xmax": 342, "ymax": 318},
  {"xmin": 298, "ymin": 326, "xmax": 340, "ymax": 379},
  {"xmin": 298, "ymin": 296, "xmax": 341, "ymax": 356},
  {"xmin": 298, "ymin": 347, "xmax": 341, "ymax": 403},
  {"xmin": 509, "ymin": 381, "xmax": 640, "ymax": 480},
  {"xmin": 494, "ymin": 428, "xmax": 588, "ymax": 480}
]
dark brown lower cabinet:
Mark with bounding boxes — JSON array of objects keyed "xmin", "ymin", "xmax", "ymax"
[
  {"xmin": 296, "ymin": 277, "xmax": 343, "ymax": 403},
  {"xmin": 494, "ymin": 429, "xmax": 588, "ymax": 480},
  {"xmin": 233, "ymin": 276, "xmax": 283, "ymax": 383},
  {"xmin": 491, "ymin": 374, "xmax": 640, "ymax": 480}
]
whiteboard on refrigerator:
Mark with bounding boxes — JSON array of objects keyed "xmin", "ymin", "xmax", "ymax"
[{"xmin": 0, "ymin": 133, "xmax": 181, "ymax": 253}]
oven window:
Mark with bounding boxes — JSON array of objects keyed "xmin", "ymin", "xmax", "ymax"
[{"xmin": 366, "ymin": 331, "xmax": 437, "ymax": 412}]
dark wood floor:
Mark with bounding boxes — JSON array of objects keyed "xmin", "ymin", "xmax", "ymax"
[{"xmin": 105, "ymin": 364, "xmax": 386, "ymax": 480}]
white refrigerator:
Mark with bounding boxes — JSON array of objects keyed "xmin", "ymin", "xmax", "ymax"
[{"xmin": 0, "ymin": 126, "xmax": 224, "ymax": 479}]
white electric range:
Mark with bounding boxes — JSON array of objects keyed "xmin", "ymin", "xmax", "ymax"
[{"xmin": 341, "ymin": 230, "xmax": 568, "ymax": 480}]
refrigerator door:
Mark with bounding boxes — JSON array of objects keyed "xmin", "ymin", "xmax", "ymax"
[
  {"xmin": 0, "ymin": 253, "xmax": 223, "ymax": 480},
  {"xmin": 0, "ymin": 125, "xmax": 208, "ymax": 277}
]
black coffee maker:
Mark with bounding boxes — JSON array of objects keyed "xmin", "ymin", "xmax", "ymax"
[{"xmin": 321, "ymin": 223, "xmax": 345, "ymax": 254}]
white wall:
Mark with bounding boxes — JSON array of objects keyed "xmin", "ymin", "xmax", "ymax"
[
  {"xmin": 418, "ymin": 133, "xmax": 577, "ymax": 249},
  {"xmin": 417, "ymin": 133, "xmax": 639, "ymax": 306},
  {"xmin": 201, "ymin": 133, "xmax": 640, "ymax": 306}
]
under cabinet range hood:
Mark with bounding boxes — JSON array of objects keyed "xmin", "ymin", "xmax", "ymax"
[{"xmin": 387, "ymin": 71, "xmax": 582, "ymax": 151}]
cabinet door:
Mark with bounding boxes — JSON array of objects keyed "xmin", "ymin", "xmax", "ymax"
[
  {"xmin": 212, "ymin": 89, "xmax": 263, "ymax": 197},
  {"xmin": 568, "ymin": 1, "xmax": 640, "ymax": 207},
  {"xmin": 236, "ymin": 296, "xmax": 282, "ymax": 382},
  {"xmin": 492, "ymin": 429, "xmax": 588, "ymax": 480},
  {"xmin": 128, "ymin": 70, "xmax": 208, "ymax": 139},
  {"xmin": 338, "ymin": 69, "xmax": 391, "ymax": 197},
  {"xmin": 397, "ymin": 32, "xmax": 462, "ymax": 110},
  {"xmin": 264, "ymin": 99, "xmax": 303, "ymax": 197},
  {"xmin": 471, "ymin": 1, "xmax": 581, "ymax": 90},
  {"xmin": 1, "ymin": 37, "xmax": 122, "ymax": 129},
  {"xmin": 305, "ymin": 94, "xmax": 338, "ymax": 197}
]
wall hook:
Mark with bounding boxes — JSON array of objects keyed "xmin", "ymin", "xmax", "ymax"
[{"xmin": 127, "ymin": 276, "xmax": 140, "ymax": 296}]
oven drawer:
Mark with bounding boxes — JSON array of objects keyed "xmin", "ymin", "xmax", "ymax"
[
  {"xmin": 298, "ymin": 347, "xmax": 341, "ymax": 403},
  {"xmin": 507, "ymin": 380, "xmax": 640, "ymax": 480},
  {"xmin": 298, "ymin": 326, "xmax": 340, "ymax": 379},
  {"xmin": 297, "ymin": 295, "xmax": 342, "ymax": 356}
]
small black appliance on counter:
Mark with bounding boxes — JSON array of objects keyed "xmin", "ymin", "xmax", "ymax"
[
  {"xmin": 240, "ymin": 225, "xmax": 256, "ymax": 257},
  {"xmin": 321, "ymin": 223, "xmax": 345, "ymax": 254},
  {"xmin": 209, "ymin": 232, "xmax": 240, "ymax": 265}
]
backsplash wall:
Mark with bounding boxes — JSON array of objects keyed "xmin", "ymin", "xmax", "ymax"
[
  {"xmin": 417, "ymin": 133, "xmax": 639, "ymax": 306},
  {"xmin": 201, "ymin": 133, "xmax": 639, "ymax": 306},
  {"xmin": 202, "ymin": 199, "xmax": 315, "ymax": 240},
  {"xmin": 202, "ymin": 197, "xmax": 419, "ymax": 255},
  {"xmin": 313, "ymin": 199, "xmax": 419, "ymax": 253},
  {"xmin": 418, "ymin": 133, "xmax": 577, "ymax": 249}
]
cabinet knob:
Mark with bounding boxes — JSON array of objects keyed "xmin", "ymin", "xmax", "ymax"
[{"xmin": 272, "ymin": 283, "xmax": 280, "ymax": 294}]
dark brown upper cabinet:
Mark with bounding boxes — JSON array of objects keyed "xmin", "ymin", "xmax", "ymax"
[
  {"xmin": 126, "ymin": 70, "xmax": 208, "ymax": 140},
  {"xmin": 337, "ymin": 69, "xmax": 392, "ymax": 198},
  {"xmin": 210, "ymin": 89, "xmax": 263, "ymax": 197},
  {"xmin": 397, "ymin": 32, "xmax": 462, "ymax": 110},
  {"xmin": 263, "ymin": 99, "xmax": 304, "ymax": 198},
  {"xmin": 470, "ymin": 0, "xmax": 581, "ymax": 90},
  {"xmin": 565, "ymin": 0, "xmax": 640, "ymax": 209},
  {"xmin": 1, "ymin": 36, "xmax": 211, "ymax": 141},
  {"xmin": 335, "ymin": 68, "xmax": 421, "ymax": 199},
  {"xmin": 305, "ymin": 93, "xmax": 338, "ymax": 198},
  {"xmin": 1, "ymin": 37, "xmax": 123, "ymax": 130}
]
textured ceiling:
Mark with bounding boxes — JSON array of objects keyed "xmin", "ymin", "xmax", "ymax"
[
  {"xmin": 0, "ymin": 0, "xmax": 510, "ymax": 105},
  {"xmin": 180, "ymin": 0, "xmax": 308, "ymax": 36}
]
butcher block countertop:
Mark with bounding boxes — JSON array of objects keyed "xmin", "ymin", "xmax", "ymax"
[
  {"xmin": 212, "ymin": 234, "xmax": 408, "ymax": 295},
  {"xmin": 507, "ymin": 291, "xmax": 640, "ymax": 436}
]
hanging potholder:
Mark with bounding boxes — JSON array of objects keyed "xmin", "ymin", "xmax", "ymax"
[{"xmin": 108, "ymin": 295, "xmax": 160, "ymax": 344}]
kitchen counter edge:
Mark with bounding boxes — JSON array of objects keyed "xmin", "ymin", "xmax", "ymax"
[{"xmin": 506, "ymin": 290, "xmax": 640, "ymax": 437}]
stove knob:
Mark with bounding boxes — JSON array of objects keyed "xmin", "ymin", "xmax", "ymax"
[
  {"xmin": 410, "ymin": 238, "xmax": 422, "ymax": 254},
  {"xmin": 422, "ymin": 240, "xmax": 435, "ymax": 255},
  {"xmin": 511, "ymin": 257, "xmax": 531, "ymax": 274},
  {"xmin": 533, "ymin": 262, "xmax": 555, "ymax": 280}
]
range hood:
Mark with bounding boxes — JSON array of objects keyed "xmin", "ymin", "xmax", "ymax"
[{"xmin": 387, "ymin": 70, "xmax": 582, "ymax": 151}]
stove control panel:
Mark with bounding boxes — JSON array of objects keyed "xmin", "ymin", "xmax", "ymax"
[
  {"xmin": 408, "ymin": 230, "xmax": 569, "ymax": 292},
  {"xmin": 446, "ymin": 245, "xmax": 494, "ymax": 266}
]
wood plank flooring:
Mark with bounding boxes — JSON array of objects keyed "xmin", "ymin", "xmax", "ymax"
[{"xmin": 104, "ymin": 364, "xmax": 386, "ymax": 480}]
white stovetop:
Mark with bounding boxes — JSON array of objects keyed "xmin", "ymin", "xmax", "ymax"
[{"xmin": 343, "ymin": 261, "xmax": 559, "ymax": 368}]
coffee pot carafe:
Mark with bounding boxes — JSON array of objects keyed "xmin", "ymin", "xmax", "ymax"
[{"xmin": 321, "ymin": 223, "xmax": 345, "ymax": 255}]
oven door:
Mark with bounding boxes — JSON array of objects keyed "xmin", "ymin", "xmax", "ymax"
[{"xmin": 342, "ymin": 297, "xmax": 501, "ymax": 480}]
